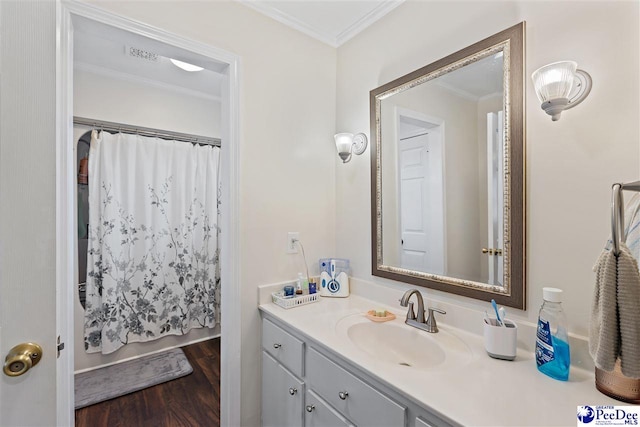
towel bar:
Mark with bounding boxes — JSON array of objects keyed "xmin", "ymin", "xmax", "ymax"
[{"xmin": 611, "ymin": 180, "xmax": 640, "ymax": 256}]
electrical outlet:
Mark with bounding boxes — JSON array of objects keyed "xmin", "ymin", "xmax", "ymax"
[{"xmin": 287, "ymin": 232, "xmax": 299, "ymax": 254}]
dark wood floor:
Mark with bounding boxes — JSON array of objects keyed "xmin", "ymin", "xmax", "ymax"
[{"xmin": 75, "ymin": 338, "xmax": 221, "ymax": 427}]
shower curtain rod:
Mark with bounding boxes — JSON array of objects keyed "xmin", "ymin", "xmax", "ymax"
[{"xmin": 73, "ymin": 116, "xmax": 221, "ymax": 147}]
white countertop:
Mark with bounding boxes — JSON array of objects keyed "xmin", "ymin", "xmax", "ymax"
[{"xmin": 259, "ymin": 294, "xmax": 618, "ymax": 427}]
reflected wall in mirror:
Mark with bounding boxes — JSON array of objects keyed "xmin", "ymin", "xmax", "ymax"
[{"xmin": 370, "ymin": 22, "xmax": 525, "ymax": 309}]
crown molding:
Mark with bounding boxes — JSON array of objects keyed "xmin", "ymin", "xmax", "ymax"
[
  {"xmin": 478, "ymin": 91, "xmax": 503, "ymax": 102},
  {"xmin": 436, "ymin": 80, "xmax": 479, "ymax": 102},
  {"xmin": 237, "ymin": 0, "xmax": 404, "ymax": 48},
  {"xmin": 336, "ymin": 1, "xmax": 404, "ymax": 46},
  {"xmin": 74, "ymin": 61, "xmax": 222, "ymax": 103}
]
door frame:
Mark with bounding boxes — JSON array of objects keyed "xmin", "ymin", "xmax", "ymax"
[{"xmin": 55, "ymin": 2, "xmax": 242, "ymax": 425}]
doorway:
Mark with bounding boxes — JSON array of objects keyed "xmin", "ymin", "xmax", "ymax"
[
  {"xmin": 395, "ymin": 108, "xmax": 446, "ymax": 275},
  {"xmin": 57, "ymin": 3, "xmax": 240, "ymax": 425}
]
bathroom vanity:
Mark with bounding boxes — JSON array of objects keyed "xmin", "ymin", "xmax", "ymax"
[
  {"xmin": 261, "ymin": 316, "xmax": 448, "ymax": 427},
  {"xmin": 259, "ymin": 292, "xmax": 619, "ymax": 427}
]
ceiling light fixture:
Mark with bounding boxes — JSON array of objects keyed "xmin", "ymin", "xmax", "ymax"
[{"xmin": 170, "ymin": 58, "xmax": 204, "ymax": 72}]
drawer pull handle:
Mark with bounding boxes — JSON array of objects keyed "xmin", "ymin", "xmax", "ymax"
[
  {"xmin": 306, "ymin": 405, "xmax": 315, "ymax": 413},
  {"xmin": 339, "ymin": 391, "xmax": 349, "ymax": 400},
  {"xmin": 288, "ymin": 387, "xmax": 297, "ymax": 395},
  {"xmin": 273, "ymin": 343, "xmax": 281, "ymax": 349}
]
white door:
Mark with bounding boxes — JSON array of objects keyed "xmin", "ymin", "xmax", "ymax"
[
  {"xmin": 486, "ymin": 111, "xmax": 504, "ymax": 286},
  {"xmin": 398, "ymin": 117, "xmax": 445, "ymax": 275},
  {"xmin": 0, "ymin": 1, "xmax": 60, "ymax": 425}
]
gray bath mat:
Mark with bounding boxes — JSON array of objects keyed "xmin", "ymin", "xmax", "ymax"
[{"xmin": 75, "ymin": 348, "xmax": 193, "ymax": 409}]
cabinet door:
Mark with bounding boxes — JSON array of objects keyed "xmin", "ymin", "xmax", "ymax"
[
  {"xmin": 262, "ymin": 351, "xmax": 304, "ymax": 427},
  {"xmin": 305, "ymin": 390, "xmax": 354, "ymax": 427}
]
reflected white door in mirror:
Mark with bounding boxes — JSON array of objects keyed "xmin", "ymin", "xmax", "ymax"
[{"xmin": 395, "ymin": 109, "xmax": 445, "ymax": 275}]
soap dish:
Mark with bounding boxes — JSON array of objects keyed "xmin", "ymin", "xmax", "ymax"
[{"xmin": 366, "ymin": 310, "xmax": 396, "ymax": 322}]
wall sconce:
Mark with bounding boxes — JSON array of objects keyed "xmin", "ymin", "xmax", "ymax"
[
  {"xmin": 531, "ymin": 61, "xmax": 592, "ymax": 121},
  {"xmin": 334, "ymin": 132, "xmax": 368, "ymax": 163}
]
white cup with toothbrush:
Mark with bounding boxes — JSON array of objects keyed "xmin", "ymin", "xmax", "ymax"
[{"xmin": 484, "ymin": 300, "xmax": 518, "ymax": 360}]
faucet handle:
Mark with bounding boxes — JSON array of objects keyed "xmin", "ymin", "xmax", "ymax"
[
  {"xmin": 428, "ymin": 307, "xmax": 446, "ymax": 316},
  {"xmin": 425, "ymin": 307, "xmax": 446, "ymax": 333}
]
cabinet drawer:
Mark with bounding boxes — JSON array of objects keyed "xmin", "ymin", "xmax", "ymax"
[
  {"xmin": 416, "ymin": 417, "xmax": 435, "ymax": 427},
  {"xmin": 262, "ymin": 352, "xmax": 304, "ymax": 427},
  {"xmin": 306, "ymin": 347, "xmax": 406, "ymax": 427},
  {"xmin": 305, "ymin": 389, "xmax": 354, "ymax": 427},
  {"xmin": 262, "ymin": 318, "xmax": 304, "ymax": 377}
]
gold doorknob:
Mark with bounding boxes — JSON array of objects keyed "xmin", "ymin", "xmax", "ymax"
[
  {"xmin": 482, "ymin": 248, "xmax": 494, "ymax": 255},
  {"xmin": 3, "ymin": 343, "xmax": 43, "ymax": 377}
]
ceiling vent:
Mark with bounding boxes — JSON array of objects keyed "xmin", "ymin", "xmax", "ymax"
[{"xmin": 125, "ymin": 45, "xmax": 159, "ymax": 63}]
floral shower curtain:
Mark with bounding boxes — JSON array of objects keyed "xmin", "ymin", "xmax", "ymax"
[{"xmin": 84, "ymin": 130, "xmax": 221, "ymax": 354}]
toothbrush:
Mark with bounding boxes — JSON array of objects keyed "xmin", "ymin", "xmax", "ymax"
[
  {"xmin": 483, "ymin": 310, "xmax": 491, "ymax": 325},
  {"xmin": 499, "ymin": 307, "xmax": 507, "ymax": 327},
  {"xmin": 491, "ymin": 299, "xmax": 502, "ymax": 326}
]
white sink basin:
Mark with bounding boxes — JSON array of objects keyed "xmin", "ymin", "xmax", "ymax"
[{"xmin": 336, "ymin": 314, "xmax": 472, "ymax": 371}]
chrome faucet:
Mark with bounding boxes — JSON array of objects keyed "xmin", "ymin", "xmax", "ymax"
[{"xmin": 399, "ymin": 289, "xmax": 446, "ymax": 333}]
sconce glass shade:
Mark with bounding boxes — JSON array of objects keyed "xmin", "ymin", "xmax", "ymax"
[
  {"xmin": 335, "ymin": 133, "xmax": 353, "ymax": 153},
  {"xmin": 335, "ymin": 133, "xmax": 354, "ymax": 163},
  {"xmin": 334, "ymin": 132, "xmax": 368, "ymax": 163},
  {"xmin": 531, "ymin": 60, "xmax": 592, "ymax": 121},
  {"xmin": 531, "ymin": 61, "xmax": 577, "ymax": 103}
]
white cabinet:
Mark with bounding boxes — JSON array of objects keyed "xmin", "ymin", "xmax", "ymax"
[
  {"xmin": 263, "ymin": 317, "xmax": 305, "ymax": 377},
  {"xmin": 305, "ymin": 390, "xmax": 353, "ymax": 427},
  {"xmin": 261, "ymin": 314, "xmax": 456, "ymax": 427},
  {"xmin": 306, "ymin": 347, "xmax": 406, "ymax": 426},
  {"xmin": 262, "ymin": 351, "xmax": 304, "ymax": 427},
  {"xmin": 416, "ymin": 416, "xmax": 437, "ymax": 427}
]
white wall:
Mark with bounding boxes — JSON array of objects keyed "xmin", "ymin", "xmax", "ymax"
[
  {"xmin": 82, "ymin": 2, "xmax": 337, "ymax": 425},
  {"xmin": 336, "ymin": 1, "xmax": 639, "ymax": 339},
  {"xmin": 74, "ymin": 68, "xmax": 222, "ymax": 138}
]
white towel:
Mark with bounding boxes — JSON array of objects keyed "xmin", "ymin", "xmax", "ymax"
[
  {"xmin": 590, "ymin": 243, "xmax": 640, "ymax": 378},
  {"xmin": 590, "ymin": 247, "xmax": 620, "ymax": 372}
]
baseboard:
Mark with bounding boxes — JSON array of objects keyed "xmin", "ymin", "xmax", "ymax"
[{"xmin": 74, "ymin": 333, "xmax": 221, "ymax": 375}]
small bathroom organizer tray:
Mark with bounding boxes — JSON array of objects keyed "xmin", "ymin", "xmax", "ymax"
[{"xmin": 272, "ymin": 291, "xmax": 319, "ymax": 309}]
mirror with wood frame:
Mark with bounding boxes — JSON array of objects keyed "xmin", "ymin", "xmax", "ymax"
[{"xmin": 370, "ymin": 22, "xmax": 525, "ymax": 309}]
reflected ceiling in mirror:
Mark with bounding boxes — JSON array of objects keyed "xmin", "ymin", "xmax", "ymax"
[{"xmin": 370, "ymin": 22, "xmax": 525, "ymax": 309}]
